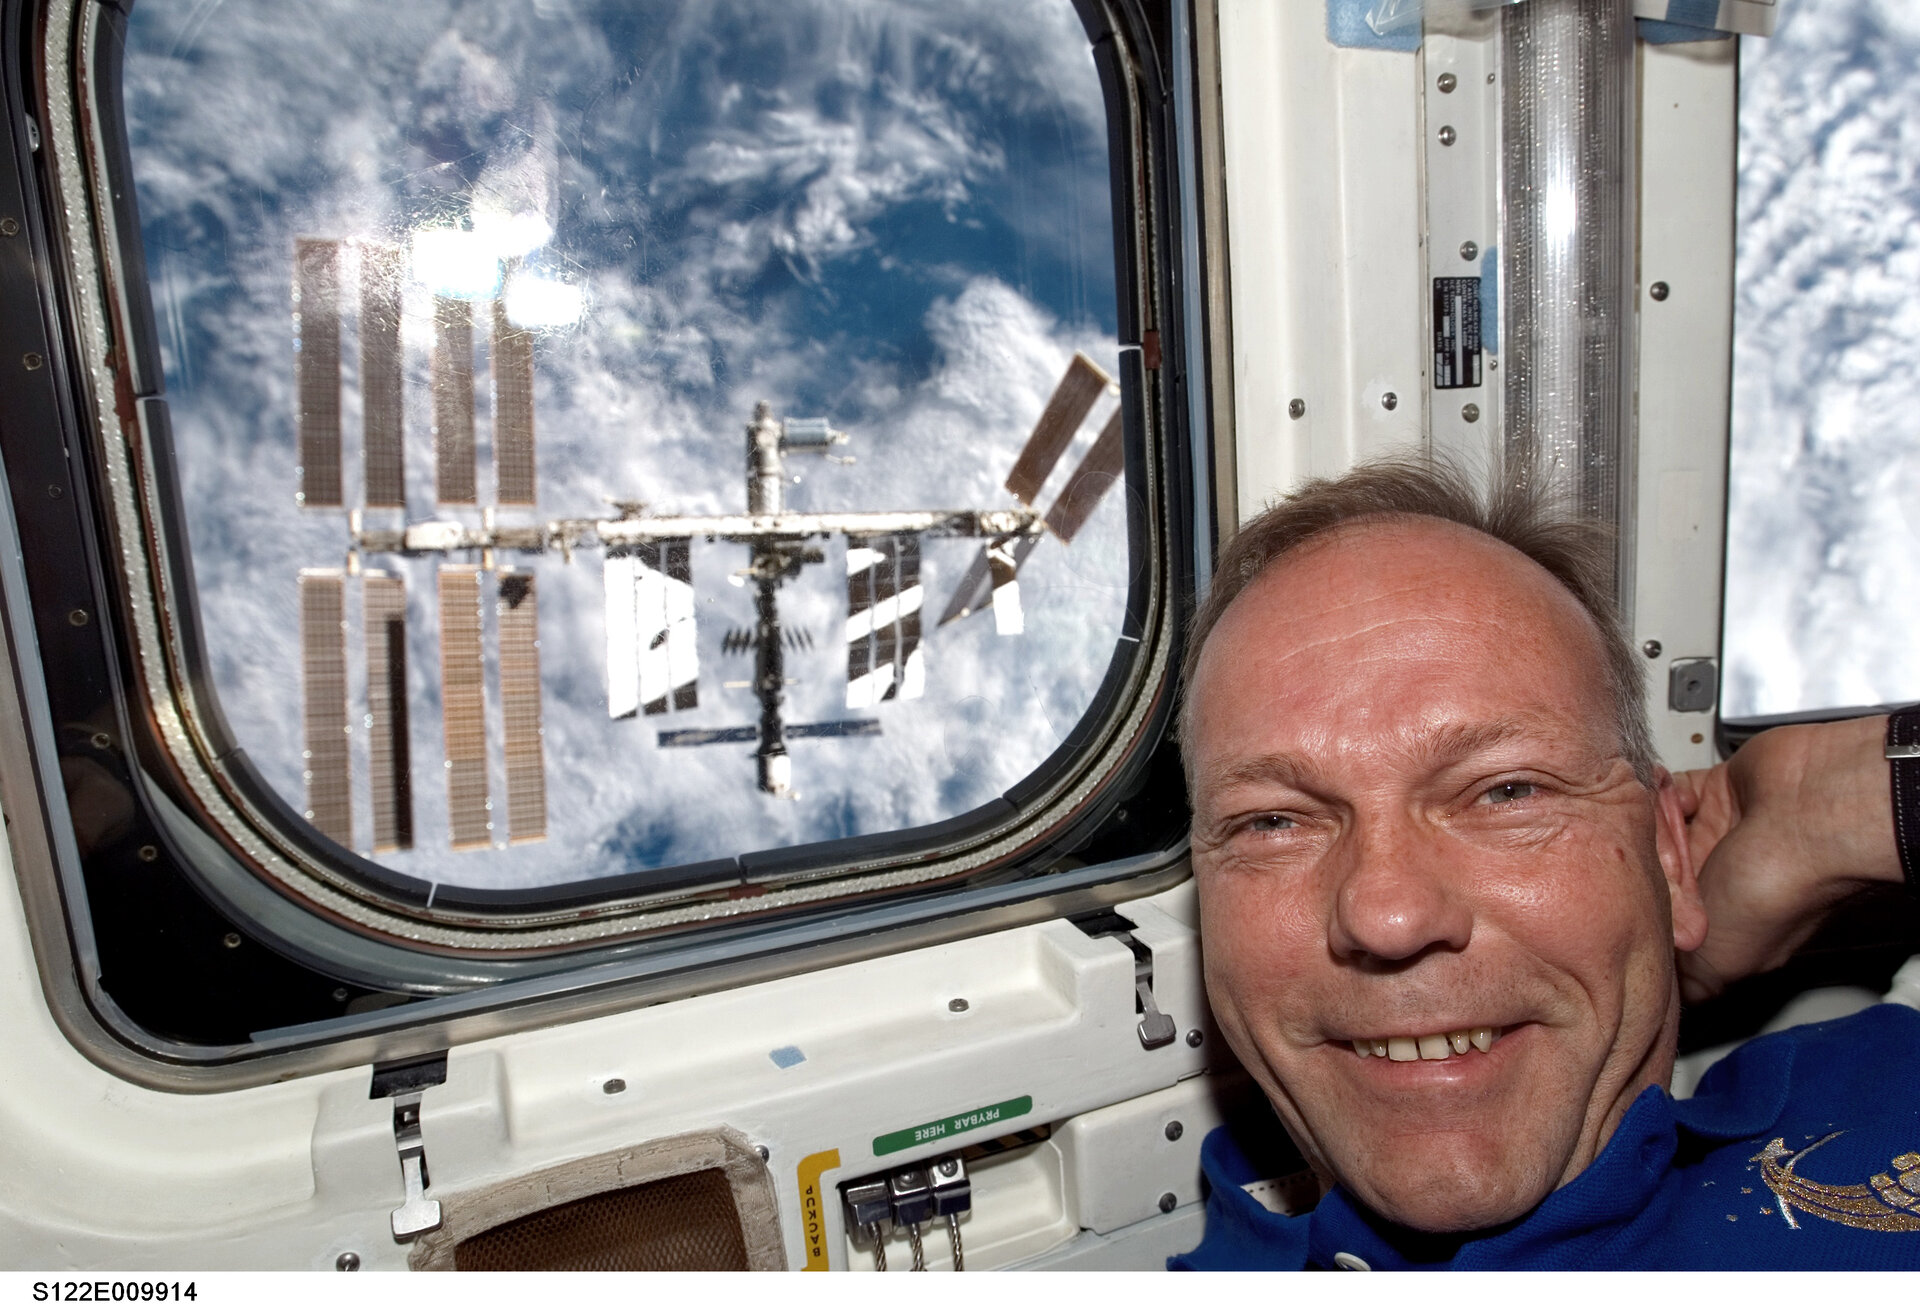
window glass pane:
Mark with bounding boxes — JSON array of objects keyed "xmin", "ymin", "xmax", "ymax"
[
  {"xmin": 1724, "ymin": 3, "xmax": 1920, "ymax": 718},
  {"xmin": 123, "ymin": 0, "xmax": 1127, "ymax": 889}
]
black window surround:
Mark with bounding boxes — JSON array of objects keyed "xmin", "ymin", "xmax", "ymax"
[{"xmin": 0, "ymin": 0, "xmax": 1210, "ymax": 1086}]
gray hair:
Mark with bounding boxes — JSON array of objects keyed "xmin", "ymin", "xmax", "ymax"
[{"xmin": 1177, "ymin": 456, "xmax": 1655, "ymax": 789}]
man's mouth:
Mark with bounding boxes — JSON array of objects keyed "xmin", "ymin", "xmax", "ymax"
[{"xmin": 1350, "ymin": 1027, "xmax": 1504, "ymax": 1061}]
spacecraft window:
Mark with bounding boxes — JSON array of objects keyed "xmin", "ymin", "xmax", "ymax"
[
  {"xmin": 1723, "ymin": 11, "xmax": 1920, "ymax": 722},
  {"xmin": 0, "ymin": 0, "xmax": 1193, "ymax": 1065}
]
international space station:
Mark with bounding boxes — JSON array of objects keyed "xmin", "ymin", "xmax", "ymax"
[
  {"xmin": 293, "ymin": 235, "xmax": 1123, "ymax": 840},
  {"xmin": 2, "ymin": 0, "xmax": 1917, "ymax": 1281}
]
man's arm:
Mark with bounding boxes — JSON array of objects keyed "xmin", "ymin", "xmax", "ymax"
[{"xmin": 1671, "ymin": 714, "xmax": 1908, "ymax": 1004}]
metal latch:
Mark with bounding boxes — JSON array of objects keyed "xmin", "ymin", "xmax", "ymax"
[
  {"xmin": 1070, "ymin": 909, "xmax": 1177, "ymax": 1049},
  {"xmin": 370, "ymin": 1052, "xmax": 448, "ymax": 1241}
]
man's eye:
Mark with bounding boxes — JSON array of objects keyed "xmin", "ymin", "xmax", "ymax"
[
  {"xmin": 1245, "ymin": 813, "xmax": 1296, "ymax": 833},
  {"xmin": 1482, "ymin": 782, "xmax": 1536, "ymax": 805}
]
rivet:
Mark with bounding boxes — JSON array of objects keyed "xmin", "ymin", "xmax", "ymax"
[
  {"xmin": 67, "ymin": 608, "xmax": 88, "ymax": 626},
  {"xmin": 1461, "ymin": 403, "xmax": 1481, "ymax": 423},
  {"xmin": 603, "ymin": 1077, "xmax": 627, "ymax": 1094},
  {"xmin": 1158, "ymin": 1192, "xmax": 1178, "ymax": 1214},
  {"xmin": 89, "ymin": 731, "xmax": 110, "ymax": 750},
  {"xmin": 1437, "ymin": 125, "xmax": 1457, "ymax": 147},
  {"xmin": 335, "ymin": 1252, "xmax": 360, "ymax": 1272},
  {"xmin": 1487, "ymin": 72, "xmax": 1495, "ymax": 84},
  {"xmin": 136, "ymin": 844, "xmax": 158, "ymax": 862},
  {"xmin": 1437, "ymin": 72, "xmax": 1457, "ymax": 94},
  {"xmin": 1649, "ymin": 281, "xmax": 1670, "ymax": 302},
  {"xmin": 1288, "ymin": 398, "xmax": 1306, "ymax": 420},
  {"xmin": 22, "ymin": 352, "xmax": 42, "ymax": 371},
  {"xmin": 1460, "ymin": 240, "xmax": 1478, "ymax": 262},
  {"xmin": 1642, "ymin": 640, "xmax": 1663, "ymax": 659},
  {"xmin": 331, "ymin": 987, "xmax": 348, "ymax": 1002},
  {"xmin": 0, "ymin": 218, "xmax": 18, "ymax": 236},
  {"xmin": 1165, "ymin": 1121, "xmax": 1184, "ymax": 1141},
  {"xmin": 1380, "ymin": 392, "xmax": 1398, "ymax": 411},
  {"xmin": 1185, "ymin": 1029, "xmax": 1204, "ymax": 1048},
  {"xmin": 222, "ymin": 932, "xmax": 243, "ymax": 949},
  {"xmin": 948, "ymin": 997, "xmax": 970, "ymax": 1012}
]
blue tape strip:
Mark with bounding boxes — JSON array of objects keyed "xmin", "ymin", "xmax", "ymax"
[
  {"xmin": 1478, "ymin": 247, "xmax": 1498, "ymax": 355},
  {"xmin": 1638, "ymin": 17, "xmax": 1734, "ymax": 43},
  {"xmin": 1328, "ymin": 0, "xmax": 1420, "ymax": 52}
]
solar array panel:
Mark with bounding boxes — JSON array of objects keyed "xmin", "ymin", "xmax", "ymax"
[
  {"xmin": 433, "ymin": 296, "xmax": 478, "ymax": 505},
  {"xmin": 363, "ymin": 572, "xmax": 414, "ymax": 852},
  {"xmin": 298, "ymin": 571, "xmax": 352, "ymax": 844},
  {"xmin": 360, "ymin": 242, "xmax": 407, "ymax": 508},
  {"xmin": 439, "ymin": 565, "xmax": 491, "ymax": 849},
  {"xmin": 604, "ymin": 540, "xmax": 699, "ymax": 719},
  {"xmin": 295, "ymin": 239, "xmax": 343, "ymax": 507},
  {"xmin": 846, "ymin": 534, "xmax": 925, "ymax": 708},
  {"xmin": 1042, "ymin": 407, "xmax": 1125, "ymax": 544},
  {"xmin": 492, "ymin": 301, "xmax": 537, "ymax": 506},
  {"xmin": 1003, "ymin": 351, "xmax": 1108, "ymax": 506},
  {"xmin": 496, "ymin": 573, "xmax": 547, "ymax": 843}
]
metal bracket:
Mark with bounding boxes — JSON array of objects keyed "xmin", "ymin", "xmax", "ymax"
[
  {"xmin": 370, "ymin": 1052, "xmax": 448, "ymax": 1242},
  {"xmin": 1070, "ymin": 910, "xmax": 1177, "ymax": 1049}
]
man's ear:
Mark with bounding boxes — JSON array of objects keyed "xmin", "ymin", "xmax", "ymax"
[{"xmin": 1652, "ymin": 766, "xmax": 1708, "ymax": 953}]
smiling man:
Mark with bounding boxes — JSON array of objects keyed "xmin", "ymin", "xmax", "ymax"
[{"xmin": 1171, "ymin": 460, "xmax": 1920, "ymax": 1270}]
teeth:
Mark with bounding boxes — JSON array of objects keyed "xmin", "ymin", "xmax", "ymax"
[{"xmin": 1351, "ymin": 1027, "xmax": 1503, "ymax": 1060}]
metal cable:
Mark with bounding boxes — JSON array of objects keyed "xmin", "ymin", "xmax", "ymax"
[{"xmin": 907, "ymin": 1222, "xmax": 925, "ymax": 1271}]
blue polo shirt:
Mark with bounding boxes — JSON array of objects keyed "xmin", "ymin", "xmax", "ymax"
[{"xmin": 1171, "ymin": 1002, "xmax": 1920, "ymax": 1270}]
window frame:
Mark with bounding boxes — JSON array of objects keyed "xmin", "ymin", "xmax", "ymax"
[{"xmin": 0, "ymin": 0, "xmax": 1211, "ymax": 1086}]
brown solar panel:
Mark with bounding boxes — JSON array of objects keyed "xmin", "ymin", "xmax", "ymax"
[
  {"xmin": 363, "ymin": 573, "xmax": 413, "ymax": 853},
  {"xmin": 439, "ymin": 566, "xmax": 490, "ymax": 849},
  {"xmin": 1043, "ymin": 406, "xmax": 1124, "ymax": 544},
  {"xmin": 496, "ymin": 573, "xmax": 546, "ymax": 844},
  {"xmin": 360, "ymin": 243, "xmax": 407, "ymax": 508},
  {"xmin": 1004, "ymin": 351, "xmax": 1108, "ymax": 506},
  {"xmin": 433, "ymin": 297, "xmax": 477, "ymax": 505},
  {"xmin": 296, "ymin": 239, "xmax": 343, "ymax": 507},
  {"xmin": 492, "ymin": 300, "xmax": 537, "ymax": 506},
  {"xmin": 452, "ymin": 1168, "xmax": 749, "ymax": 1272},
  {"xmin": 298, "ymin": 572, "xmax": 352, "ymax": 844}
]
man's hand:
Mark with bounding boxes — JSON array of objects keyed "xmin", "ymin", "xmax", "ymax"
[{"xmin": 1671, "ymin": 715, "xmax": 1904, "ymax": 1003}]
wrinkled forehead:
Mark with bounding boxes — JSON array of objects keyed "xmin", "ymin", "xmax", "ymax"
[{"xmin": 1187, "ymin": 517, "xmax": 1616, "ymax": 781}]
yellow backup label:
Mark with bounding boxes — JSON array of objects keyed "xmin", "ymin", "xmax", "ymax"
[{"xmin": 796, "ymin": 1148, "xmax": 842, "ymax": 1270}]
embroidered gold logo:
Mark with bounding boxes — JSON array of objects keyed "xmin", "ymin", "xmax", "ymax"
[{"xmin": 1754, "ymin": 1134, "xmax": 1920, "ymax": 1232}]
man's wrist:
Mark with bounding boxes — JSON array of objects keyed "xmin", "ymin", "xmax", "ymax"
[{"xmin": 1792, "ymin": 715, "xmax": 1903, "ymax": 895}]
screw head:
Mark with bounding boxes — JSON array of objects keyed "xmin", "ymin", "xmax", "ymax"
[
  {"xmin": 756, "ymin": 1144, "xmax": 770, "ymax": 1161},
  {"xmin": 1642, "ymin": 640, "xmax": 1663, "ymax": 659},
  {"xmin": 1164, "ymin": 1121, "xmax": 1184, "ymax": 1141},
  {"xmin": 331, "ymin": 987, "xmax": 349, "ymax": 1002},
  {"xmin": 1649, "ymin": 281, "xmax": 1670, "ymax": 302},
  {"xmin": 1437, "ymin": 72, "xmax": 1457, "ymax": 94},
  {"xmin": 22, "ymin": 352, "xmax": 42, "ymax": 371},
  {"xmin": 1288, "ymin": 398, "xmax": 1306, "ymax": 420},
  {"xmin": 1437, "ymin": 125, "xmax": 1457, "ymax": 147},
  {"xmin": 1185, "ymin": 1028, "xmax": 1204, "ymax": 1048},
  {"xmin": 1158, "ymin": 1192, "xmax": 1178, "ymax": 1214},
  {"xmin": 948, "ymin": 997, "xmax": 970, "ymax": 1013},
  {"xmin": 137, "ymin": 844, "xmax": 158, "ymax": 862},
  {"xmin": 1459, "ymin": 240, "xmax": 1478, "ymax": 262},
  {"xmin": 1380, "ymin": 391, "xmax": 1398, "ymax": 412},
  {"xmin": 603, "ymin": 1077, "xmax": 627, "ymax": 1094},
  {"xmin": 335, "ymin": 1252, "xmax": 360, "ymax": 1272},
  {"xmin": 47, "ymin": 484, "xmax": 62, "ymax": 498},
  {"xmin": 0, "ymin": 217, "xmax": 18, "ymax": 236},
  {"xmin": 1461, "ymin": 403, "xmax": 1481, "ymax": 423},
  {"xmin": 68, "ymin": 608, "xmax": 88, "ymax": 626},
  {"xmin": 221, "ymin": 932, "xmax": 242, "ymax": 949},
  {"xmin": 89, "ymin": 731, "xmax": 111, "ymax": 750}
]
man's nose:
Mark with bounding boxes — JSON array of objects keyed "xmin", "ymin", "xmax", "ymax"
[{"xmin": 1327, "ymin": 814, "xmax": 1474, "ymax": 965}]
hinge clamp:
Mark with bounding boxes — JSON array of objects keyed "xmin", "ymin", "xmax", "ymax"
[
  {"xmin": 1070, "ymin": 909, "xmax": 1177, "ymax": 1049},
  {"xmin": 370, "ymin": 1052, "xmax": 448, "ymax": 1242}
]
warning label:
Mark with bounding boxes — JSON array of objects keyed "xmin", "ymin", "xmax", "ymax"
[{"xmin": 1433, "ymin": 276, "xmax": 1483, "ymax": 390}]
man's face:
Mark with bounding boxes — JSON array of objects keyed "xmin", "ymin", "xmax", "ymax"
[{"xmin": 1187, "ymin": 517, "xmax": 1705, "ymax": 1233}]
